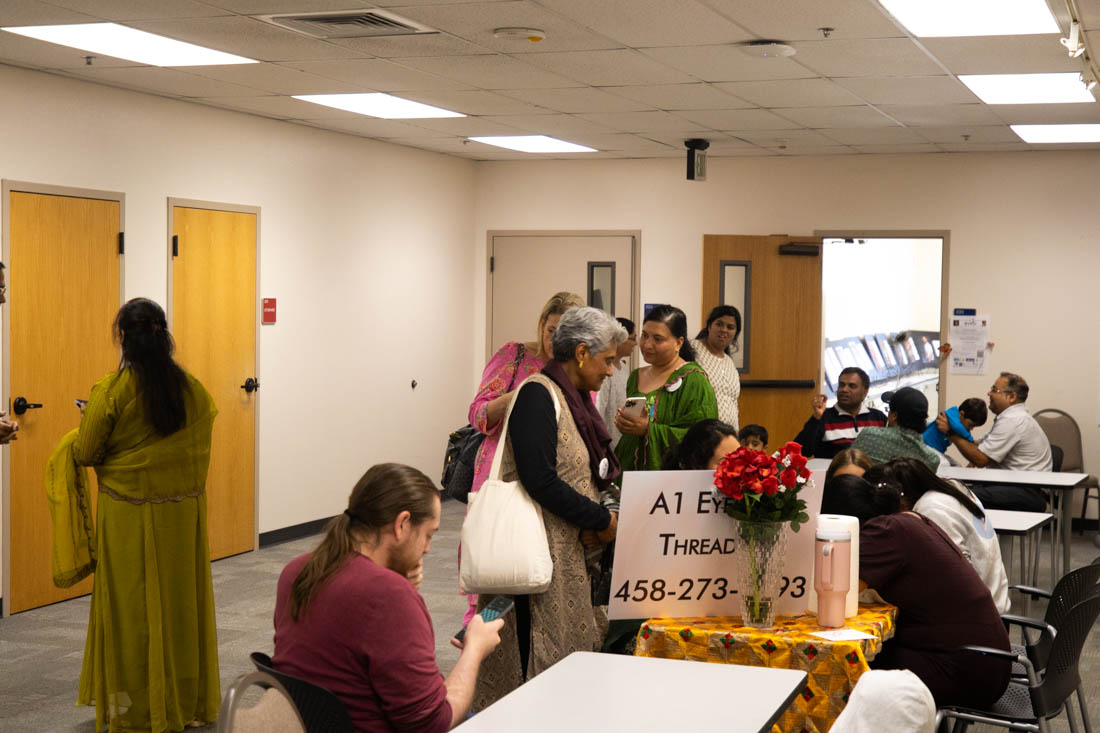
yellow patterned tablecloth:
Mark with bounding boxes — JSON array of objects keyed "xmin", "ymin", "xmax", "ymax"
[{"xmin": 635, "ymin": 603, "xmax": 897, "ymax": 733}]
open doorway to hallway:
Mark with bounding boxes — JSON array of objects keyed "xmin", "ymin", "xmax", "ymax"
[{"xmin": 821, "ymin": 236, "xmax": 944, "ymax": 414}]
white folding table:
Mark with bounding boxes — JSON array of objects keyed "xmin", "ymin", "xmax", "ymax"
[
  {"xmin": 456, "ymin": 651, "xmax": 807, "ymax": 733},
  {"xmin": 939, "ymin": 466, "xmax": 1086, "ymax": 579},
  {"xmin": 986, "ymin": 508, "xmax": 1055, "ymax": 609}
]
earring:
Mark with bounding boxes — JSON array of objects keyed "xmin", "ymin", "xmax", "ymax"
[{"xmin": 579, "ymin": 359, "xmax": 585, "ymax": 369}]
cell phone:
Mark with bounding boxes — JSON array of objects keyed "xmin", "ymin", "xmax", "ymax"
[
  {"xmin": 621, "ymin": 397, "xmax": 647, "ymax": 419},
  {"xmin": 75, "ymin": 399, "xmax": 88, "ymax": 409},
  {"xmin": 454, "ymin": 595, "xmax": 515, "ymax": 644}
]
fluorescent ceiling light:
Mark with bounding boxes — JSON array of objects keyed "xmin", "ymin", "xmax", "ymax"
[
  {"xmin": 469, "ymin": 135, "xmax": 596, "ymax": 153},
  {"xmin": 293, "ymin": 93, "xmax": 463, "ymax": 119},
  {"xmin": 960, "ymin": 73, "xmax": 1096, "ymax": 104},
  {"xmin": 1011, "ymin": 124, "xmax": 1100, "ymax": 143},
  {"xmin": 1, "ymin": 23, "xmax": 256, "ymax": 66},
  {"xmin": 878, "ymin": 0, "xmax": 1059, "ymax": 37}
]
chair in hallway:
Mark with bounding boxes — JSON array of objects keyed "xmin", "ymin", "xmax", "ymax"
[{"xmin": 1034, "ymin": 409, "xmax": 1100, "ymax": 534}]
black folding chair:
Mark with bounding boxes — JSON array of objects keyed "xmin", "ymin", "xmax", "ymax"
[
  {"xmin": 250, "ymin": 652, "xmax": 354, "ymax": 733},
  {"xmin": 936, "ymin": 591, "xmax": 1100, "ymax": 733}
]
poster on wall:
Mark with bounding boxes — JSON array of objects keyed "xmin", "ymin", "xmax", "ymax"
[
  {"xmin": 948, "ymin": 310, "xmax": 991, "ymax": 375},
  {"xmin": 608, "ymin": 469, "xmax": 825, "ymax": 620}
]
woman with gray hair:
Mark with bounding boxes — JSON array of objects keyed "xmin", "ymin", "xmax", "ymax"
[{"xmin": 474, "ymin": 306, "xmax": 625, "ymax": 709}]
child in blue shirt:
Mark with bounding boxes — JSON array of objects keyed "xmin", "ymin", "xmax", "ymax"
[{"xmin": 924, "ymin": 397, "xmax": 988, "ymax": 452}]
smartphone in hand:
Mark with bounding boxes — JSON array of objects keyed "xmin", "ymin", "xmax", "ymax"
[
  {"xmin": 621, "ymin": 396, "xmax": 647, "ymax": 419},
  {"xmin": 454, "ymin": 595, "xmax": 514, "ymax": 644}
]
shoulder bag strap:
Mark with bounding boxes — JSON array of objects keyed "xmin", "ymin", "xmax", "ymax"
[{"xmin": 488, "ymin": 375, "xmax": 560, "ymax": 482}]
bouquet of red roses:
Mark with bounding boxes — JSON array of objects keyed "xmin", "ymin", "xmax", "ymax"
[{"xmin": 713, "ymin": 441, "xmax": 811, "ymax": 531}]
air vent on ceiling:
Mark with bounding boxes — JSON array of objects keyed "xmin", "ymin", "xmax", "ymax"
[{"xmin": 262, "ymin": 10, "xmax": 437, "ymax": 39}]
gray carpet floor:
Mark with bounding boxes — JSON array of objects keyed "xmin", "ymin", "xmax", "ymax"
[{"xmin": 1, "ymin": 497, "xmax": 1096, "ymax": 732}]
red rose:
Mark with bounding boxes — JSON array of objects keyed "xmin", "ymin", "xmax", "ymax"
[
  {"xmin": 798, "ymin": 467, "xmax": 811, "ymax": 480},
  {"xmin": 763, "ymin": 476, "xmax": 779, "ymax": 496},
  {"xmin": 784, "ymin": 442, "xmax": 803, "ymax": 456},
  {"xmin": 789, "ymin": 452, "xmax": 808, "ymax": 470},
  {"xmin": 780, "ymin": 467, "xmax": 798, "ymax": 487}
]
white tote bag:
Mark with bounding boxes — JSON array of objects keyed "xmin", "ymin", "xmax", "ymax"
[{"xmin": 459, "ymin": 377, "xmax": 558, "ymax": 595}]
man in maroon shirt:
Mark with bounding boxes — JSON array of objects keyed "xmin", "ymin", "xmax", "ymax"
[{"xmin": 272, "ymin": 463, "xmax": 503, "ymax": 732}]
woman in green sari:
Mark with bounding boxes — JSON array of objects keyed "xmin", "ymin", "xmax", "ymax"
[
  {"xmin": 64, "ymin": 298, "xmax": 220, "ymax": 732},
  {"xmin": 615, "ymin": 304, "xmax": 718, "ymax": 472}
]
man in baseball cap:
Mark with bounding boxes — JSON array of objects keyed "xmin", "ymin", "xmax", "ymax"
[{"xmin": 851, "ymin": 387, "xmax": 942, "ymax": 470}]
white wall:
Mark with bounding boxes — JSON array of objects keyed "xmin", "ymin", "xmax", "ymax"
[
  {"xmin": 474, "ymin": 153, "xmax": 1100, "ymax": 517},
  {"xmin": 0, "ymin": 64, "xmax": 478, "ymax": 585}
]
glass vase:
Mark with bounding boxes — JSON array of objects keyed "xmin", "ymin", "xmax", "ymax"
[{"xmin": 732, "ymin": 519, "xmax": 789, "ymax": 629}]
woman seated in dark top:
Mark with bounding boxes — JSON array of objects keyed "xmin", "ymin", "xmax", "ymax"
[{"xmin": 821, "ymin": 474, "xmax": 1010, "ymax": 709}]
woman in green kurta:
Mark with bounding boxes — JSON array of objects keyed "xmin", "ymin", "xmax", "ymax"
[
  {"xmin": 615, "ymin": 305, "xmax": 718, "ymax": 472},
  {"xmin": 62, "ymin": 298, "xmax": 220, "ymax": 732}
]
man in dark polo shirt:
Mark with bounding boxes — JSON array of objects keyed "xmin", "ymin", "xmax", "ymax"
[{"xmin": 795, "ymin": 367, "xmax": 886, "ymax": 459}]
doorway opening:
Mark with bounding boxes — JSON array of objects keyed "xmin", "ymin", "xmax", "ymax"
[{"xmin": 821, "ymin": 236, "xmax": 944, "ymax": 414}]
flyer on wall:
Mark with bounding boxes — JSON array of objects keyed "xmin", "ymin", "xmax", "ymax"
[{"xmin": 948, "ymin": 310, "xmax": 990, "ymax": 376}]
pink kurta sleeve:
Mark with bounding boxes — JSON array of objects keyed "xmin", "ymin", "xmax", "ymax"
[{"xmin": 468, "ymin": 341, "xmax": 523, "ymax": 434}]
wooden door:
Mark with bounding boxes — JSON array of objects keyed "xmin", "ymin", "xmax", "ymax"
[
  {"xmin": 171, "ymin": 205, "xmax": 256, "ymax": 560},
  {"xmin": 7, "ymin": 190, "xmax": 121, "ymax": 614},
  {"xmin": 490, "ymin": 234, "xmax": 635, "ymax": 358},
  {"xmin": 702, "ymin": 235, "xmax": 822, "ymax": 448}
]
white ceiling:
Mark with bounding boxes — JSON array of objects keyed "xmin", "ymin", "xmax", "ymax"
[{"xmin": 2, "ymin": 0, "xmax": 1099, "ymax": 160}]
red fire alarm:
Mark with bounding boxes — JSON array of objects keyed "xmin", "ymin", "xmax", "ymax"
[{"xmin": 262, "ymin": 298, "xmax": 276, "ymax": 325}]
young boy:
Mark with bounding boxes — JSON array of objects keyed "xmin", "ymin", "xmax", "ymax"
[
  {"xmin": 738, "ymin": 424, "xmax": 768, "ymax": 452},
  {"xmin": 923, "ymin": 397, "xmax": 988, "ymax": 452}
]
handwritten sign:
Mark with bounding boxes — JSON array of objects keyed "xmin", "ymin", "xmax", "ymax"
[{"xmin": 608, "ymin": 469, "xmax": 825, "ymax": 620}]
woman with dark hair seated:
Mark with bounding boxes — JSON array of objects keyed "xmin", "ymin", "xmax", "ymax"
[
  {"xmin": 865, "ymin": 458, "xmax": 1009, "ymax": 613},
  {"xmin": 662, "ymin": 418, "xmax": 739, "ymax": 470},
  {"xmin": 821, "ymin": 474, "xmax": 1010, "ymax": 709}
]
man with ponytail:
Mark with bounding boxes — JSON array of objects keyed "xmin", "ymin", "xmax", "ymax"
[{"xmin": 273, "ymin": 463, "xmax": 503, "ymax": 732}]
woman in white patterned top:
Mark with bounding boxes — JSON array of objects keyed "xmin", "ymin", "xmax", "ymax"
[{"xmin": 690, "ymin": 306, "xmax": 742, "ymax": 431}]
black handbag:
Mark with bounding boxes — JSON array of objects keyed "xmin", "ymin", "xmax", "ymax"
[{"xmin": 441, "ymin": 344, "xmax": 526, "ymax": 503}]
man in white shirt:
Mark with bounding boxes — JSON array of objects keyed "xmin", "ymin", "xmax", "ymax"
[{"xmin": 937, "ymin": 372, "xmax": 1052, "ymax": 511}]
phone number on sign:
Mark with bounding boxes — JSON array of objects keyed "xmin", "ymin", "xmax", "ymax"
[{"xmin": 613, "ymin": 576, "xmax": 807, "ymax": 603}]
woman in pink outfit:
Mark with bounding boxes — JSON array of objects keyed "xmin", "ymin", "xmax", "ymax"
[{"xmin": 461, "ymin": 291, "xmax": 583, "ymax": 623}]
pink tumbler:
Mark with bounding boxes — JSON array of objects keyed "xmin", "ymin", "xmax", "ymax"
[{"xmin": 814, "ymin": 527, "xmax": 852, "ymax": 628}]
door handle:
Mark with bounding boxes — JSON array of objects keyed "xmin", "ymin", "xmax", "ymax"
[
  {"xmin": 13, "ymin": 396, "xmax": 43, "ymax": 415},
  {"xmin": 240, "ymin": 378, "xmax": 259, "ymax": 393}
]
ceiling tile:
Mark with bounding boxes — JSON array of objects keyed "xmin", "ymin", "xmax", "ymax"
[
  {"xmin": 576, "ymin": 110, "xmax": 709, "ymax": 132},
  {"xmin": 42, "ymin": 0, "xmax": 229, "ymax": 20},
  {"xmin": 197, "ymin": 94, "xmax": 364, "ymax": 119},
  {"xmin": 398, "ymin": 116, "xmax": 528, "ymax": 135},
  {"xmin": 878, "ymin": 104, "xmax": 1009, "ymax": 126},
  {"xmin": 913, "ymin": 125, "xmax": 1020, "ymax": 143},
  {"xmin": 775, "ymin": 105, "xmax": 898, "ymax": 128},
  {"xmin": 209, "ymin": 1, "xmax": 398, "ymax": 11},
  {"xmin": 131, "ymin": 16, "xmax": 362, "ymax": 62},
  {"xmin": 700, "ymin": 0, "xmax": 904, "ymax": 41},
  {"xmin": 400, "ymin": 89, "xmax": 547, "ymax": 115},
  {"xmin": 602, "ymin": 83, "xmax": 751, "ymax": 110},
  {"xmin": 0, "ymin": 29, "xmax": 137, "ymax": 68},
  {"xmin": 937, "ymin": 142, "xmax": 1034, "ymax": 152},
  {"xmin": 329, "ymin": 33, "xmax": 490, "ymax": 59},
  {"xmin": 642, "ymin": 132, "xmax": 754, "ymax": 149},
  {"xmin": 535, "ymin": 0, "xmax": 754, "ymax": 48},
  {"xmin": 708, "ymin": 147, "xmax": 778, "ymax": 156},
  {"xmin": 188, "ymin": 63, "xmax": 365, "ymax": 95},
  {"xmin": 989, "ymin": 103, "xmax": 1100, "ymax": 124},
  {"xmin": 397, "ymin": 54, "xmax": 583, "ymax": 88},
  {"xmin": 817, "ymin": 126, "xmax": 924, "ymax": 144},
  {"xmin": 834, "ymin": 76, "xmax": 979, "ymax": 105},
  {"xmin": 920, "ymin": 36, "xmax": 1077, "ymax": 75},
  {"xmin": 672, "ymin": 108, "xmax": 801, "ymax": 129},
  {"xmin": 280, "ymin": 58, "xmax": 474, "ymax": 90},
  {"xmin": 641, "ymin": 44, "xmax": 814, "ymax": 81},
  {"xmin": 792, "ymin": 38, "xmax": 943, "ymax": 77},
  {"xmin": 66, "ymin": 66, "xmax": 269, "ymax": 97},
  {"xmin": 297, "ymin": 117, "xmax": 451, "ymax": 138},
  {"xmin": 386, "ymin": 1, "xmax": 622, "ymax": 53},
  {"xmin": 500, "ymin": 86, "xmax": 651, "ymax": 112},
  {"xmin": 0, "ymin": 0, "xmax": 97, "ymax": 25},
  {"xmin": 851, "ymin": 143, "xmax": 942, "ymax": 154},
  {"xmin": 559, "ymin": 133, "xmax": 678, "ymax": 152},
  {"xmin": 727, "ymin": 128, "xmax": 837, "ymax": 146},
  {"xmin": 483, "ymin": 113, "xmax": 617, "ymax": 134},
  {"xmin": 521, "ymin": 49, "xmax": 695, "ymax": 85},
  {"xmin": 776, "ymin": 145, "xmax": 859, "ymax": 156},
  {"xmin": 715, "ymin": 78, "xmax": 861, "ymax": 107}
]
